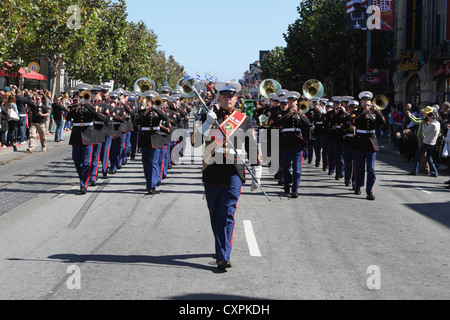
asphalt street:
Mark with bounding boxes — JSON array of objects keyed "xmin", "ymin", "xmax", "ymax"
[{"xmin": 0, "ymin": 129, "xmax": 449, "ymax": 301}]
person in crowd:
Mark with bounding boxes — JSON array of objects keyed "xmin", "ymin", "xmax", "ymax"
[
  {"xmin": 6, "ymin": 95, "xmax": 19, "ymax": 149},
  {"xmin": 51, "ymin": 96, "xmax": 67, "ymax": 142},
  {"xmin": 0, "ymin": 97, "xmax": 8, "ymax": 148},
  {"xmin": 410, "ymin": 107, "xmax": 441, "ymax": 177},
  {"xmin": 27, "ymin": 95, "xmax": 50, "ymax": 153},
  {"xmin": 396, "ymin": 129, "xmax": 418, "ymax": 163}
]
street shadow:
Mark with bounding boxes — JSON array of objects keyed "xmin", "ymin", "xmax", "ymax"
[
  {"xmin": 404, "ymin": 201, "xmax": 450, "ymax": 229},
  {"xmin": 167, "ymin": 293, "xmax": 270, "ymax": 300},
  {"xmin": 46, "ymin": 253, "xmax": 225, "ymax": 273}
]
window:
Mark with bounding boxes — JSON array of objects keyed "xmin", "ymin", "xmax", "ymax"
[{"xmin": 406, "ymin": 74, "xmax": 421, "ymax": 105}]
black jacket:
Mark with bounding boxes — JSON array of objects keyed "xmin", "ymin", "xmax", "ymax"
[
  {"xmin": 136, "ymin": 107, "xmax": 170, "ymax": 149},
  {"xmin": 201, "ymin": 109, "xmax": 260, "ymax": 186}
]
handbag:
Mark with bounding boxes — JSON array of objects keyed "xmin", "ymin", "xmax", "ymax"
[
  {"xmin": 8, "ymin": 107, "xmax": 20, "ymax": 121},
  {"xmin": 443, "ymin": 132, "xmax": 450, "ymax": 158}
]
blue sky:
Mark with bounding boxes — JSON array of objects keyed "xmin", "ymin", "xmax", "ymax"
[{"xmin": 125, "ymin": 0, "xmax": 301, "ymax": 82}]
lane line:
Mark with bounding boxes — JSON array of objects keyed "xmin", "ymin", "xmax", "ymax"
[
  {"xmin": 243, "ymin": 220, "xmax": 261, "ymax": 257},
  {"xmin": 415, "ymin": 187, "xmax": 433, "ymax": 195}
]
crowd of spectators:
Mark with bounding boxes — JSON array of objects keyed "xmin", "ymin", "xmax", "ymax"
[
  {"xmin": 386, "ymin": 101, "xmax": 450, "ymax": 185},
  {"xmin": 0, "ymin": 85, "xmax": 74, "ymax": 151}
]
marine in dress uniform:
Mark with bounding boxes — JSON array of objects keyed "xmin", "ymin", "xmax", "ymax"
[
  {"xmin": 100, "ymin": 87, "xmax": 117, "ymax": 179},
  {"xmin": 109, "ymin": 91, "xmax": 127, "ymax": 174},
  {"xmin": 342, "ymin": 99, "xmax": 358, "ymax": 188},
  {"xmin": 198, "ymin": 82, "xmax": 261, "ymax": 270},
  {"xmin": 89, "ymin": 85, "xmax": 108, "ymax": 186},
  {"xmin": 66, "ymin": 84, "xmax": 107, "ymax": 195},
  {"xmin": 324, "ymin": 96, "xmax": 346, "ymax": 180},
  {"xmin": 277, "ymin": 91, "xmax": 311, "ymax": 198},
  {"xmin": 311, "ymin": 98, "xmax": 326, "ymax": 168},
  {"xmin": 136, "ymin": 93, "xmax": 170, "ymax": 194},
  {"xmin": 353, "ymin": 91, "xmax": 385, "ymax": 200}
]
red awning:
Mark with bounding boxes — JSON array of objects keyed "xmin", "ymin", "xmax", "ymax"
[
  {"xmin": 0, "ymin": 62, "xmax": 47, "ymax": 81},
  {"xmin": 19, "ymin": 68, "xmax": 47, "ymax": 80}
]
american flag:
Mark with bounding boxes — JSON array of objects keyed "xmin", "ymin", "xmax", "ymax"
[
  {"xmin": 347, "ymin": 0, "xmax": 368, "ymax": 14},
  {"xmin": 196, "ymin": 72, "xmax": 201, "ymax": 81}
]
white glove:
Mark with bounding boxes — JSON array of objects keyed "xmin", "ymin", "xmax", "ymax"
[
  {"xmin": 251, "ymin": 166, "xmax": 262, "ymax": 192},
  {"xmin": 198, "ymin": 110, "xmax": 217, "ymax": 136}
]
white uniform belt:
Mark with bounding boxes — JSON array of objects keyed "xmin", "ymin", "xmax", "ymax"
[
  {"xmin": 357, "ymin": 129, "xmax": 375, "ymax": 134},
  {"xmin": 215, "ymin": 148, "xmax": 242, "ymax": 155},
  {"xmin": 113, "ymin": 122, "xmax": 121, "ymax": 125},
  {"xmin": 72, "ymin": 122, "xmax": 93, "ymax": 127},
  {"xmin": 315, "ymin": 121, "xmax": 323, "ymax": 125},
  {"xmin": 141, "ymin": 127, "xmax": 160, "ymax": 131},
  {"xmin": 336, "ymin": 125, "xmax": 342, "ymax": 129},
  {"xmin": 345, "ymin": 134, "xmax": 354, "ymax": 137},
  {"xmin": 94, "ymin": 121, "xmax": 104, "ymax": 125},
  {"xmin": 281, "ymin": 128, "xmax": 301, "ymax": 133}
]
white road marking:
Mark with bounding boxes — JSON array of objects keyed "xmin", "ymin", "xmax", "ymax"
[
  {"xmin": 243, "ymin": 220, "xmax": 261, "ymax": 257},
  {"xmin": 415, "ymin": 187, "xmax": 432, "ymax": 195}
]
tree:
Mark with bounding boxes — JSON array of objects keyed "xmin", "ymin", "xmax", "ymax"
[
  {"xmin": 259, "ymin": 47, "xmax": 292, "ymax": 88},
  {"xmin": 282, "ymin": 0, "xmax": 394, "ymax": 97},
  {"xmin": 10, "ymin": 0, "xmax": 103, "ymax": 97}
]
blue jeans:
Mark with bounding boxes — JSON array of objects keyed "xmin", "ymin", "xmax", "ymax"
[
  {"xmin": 18, "ymin": 115, "xmax": 27, "ymax": 142},
  {"xmin": 411, "ymin": 143, "xmax": 438, "ymax": 176},
  {"xmin": 54, "ymin": 119, "xmax": 65, "ymax": 142}
]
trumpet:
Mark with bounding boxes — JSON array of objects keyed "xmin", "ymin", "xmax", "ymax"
[
  {"xmin": 153, "ymin": 96, "xmax": 164, "ymax": 108},
  {"xmin": 372, "ymin": 94, "xmax": 388, "ymax": 111},
  {"xmin": 299, "ymin": 100, "xmax": 310, "ymax": 114},
  {"xmin": 79, "ymin": 91, "xmax": 92, "ymax": 104},
  {"xmin": 259, "ymin": 114, "xmax": 270, "ymax": 128}
]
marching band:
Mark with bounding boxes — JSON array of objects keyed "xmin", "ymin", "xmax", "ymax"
[{"xmin": 63, "ymin": 76, "xmax": 387, "ymax": 270}]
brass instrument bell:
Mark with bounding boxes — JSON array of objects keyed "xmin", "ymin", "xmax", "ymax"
[
  {"xmin": 134, "ymin": 77, "xmax": 156, "ymax": 93},
  {"xmin": 302, "ymin": 79, "xmax": 324, "ymax": 100},
  {"xmin": 259, "ymin": 79, "xmax": 282, "ymax": 99},
  {"xmin": 372, "ymin": 94, "xmax": 388, "ymax": 111}
]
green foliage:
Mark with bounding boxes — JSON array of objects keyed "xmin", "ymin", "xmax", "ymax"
[
  {"xmin": 1, "ymin": 0, "xmax": 185, "ymax": 95},
  {"xmin": 270, "ymin": 0, "xmax": 394, "ymax": 96}
]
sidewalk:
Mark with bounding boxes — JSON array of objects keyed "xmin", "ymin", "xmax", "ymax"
[{"xmin": 0, "ymin": 129, "xmax": 72, "ymax": 155}]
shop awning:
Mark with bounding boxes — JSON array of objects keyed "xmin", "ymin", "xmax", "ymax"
[{"xmin": 0, "ymin": 62, "xmax": 47, "ymax": 81}]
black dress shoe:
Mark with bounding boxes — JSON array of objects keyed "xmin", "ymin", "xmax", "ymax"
[
  {"xmin": 335, "ymin": 175, "xmax": 341, "ymax": 181},
  {"xmin": 89, "ymin": 181, "xmax": 96, "ymax": 187},
  {"xmin": 445, "ymin": 180, "xmax": 450, "ymax": 185},
  {"xmin": 284, "ymin": 184, "xmax": 290, "ymax": 194},
  {"xmin": 445, "ymin": 185, "xmax": 450, "ymax": 189},
  {"xmin": 354, "ymin": 187, "xmax": 361, "ymax": 195},
  {"xmin": 80, "ymin": 188, "xmax": 87, "ymax": 195},
  {"xmin": 345, "ymin": 181, "xmax": 351, "ymax": 187},
  {"xmin": 366, "ymin": 193, "xmax": 375, "ymax": 201},
  {"xmin": 102, "ymin": 173, "xmax": 108, "ymax": 179},
  {"xmin": 217, "ymin": 260, "xmax": 232, "ymax": 270},
  {"xmin": 291, "ymin": 192, "xmax": 298, "ymax": 199},
  {"xmin": 148, "ymin": 188, "xmax": 156, "ymax": 195}
]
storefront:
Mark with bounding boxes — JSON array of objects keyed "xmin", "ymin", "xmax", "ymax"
[
  {"xmin": 0, "ymin": 62, "xmax": 47, "ymax": 90},
  {"xmin": 431, "ymin": 60, "xmax": 450, "ymax": 104}
]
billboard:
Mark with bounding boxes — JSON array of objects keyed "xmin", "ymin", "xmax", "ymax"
[{"xmin": 347, "ymin": 0, "xmax": 394, "ymax": 31}]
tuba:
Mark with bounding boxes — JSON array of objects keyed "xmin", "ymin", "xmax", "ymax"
[
  {"xmin": 134, "ymin": 77, "xmax": 156, "ymax": 93},
  {"xmin": 302, "ymin": 79, "xmax": 324, "ymax": 100},
  {"xmin": 177, "ymin": 77, "xmax": 197, "ymax": 98},
  {"xmin": 259, "ymin": 79, "xmax": 282, "ymax": 99},
  {"xmin": 372, "ymin": 94, "xmax": 388, "ymax": 111}
]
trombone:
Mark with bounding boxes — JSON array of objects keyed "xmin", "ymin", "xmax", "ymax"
[{"xmin": 181, "ymin": 76, "xmax": 271, "ymax": 201}]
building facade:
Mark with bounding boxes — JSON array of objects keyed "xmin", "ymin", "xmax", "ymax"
[{"xmin": 393, "ymin": 0, "xmax": 450, "ymax": 107}]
